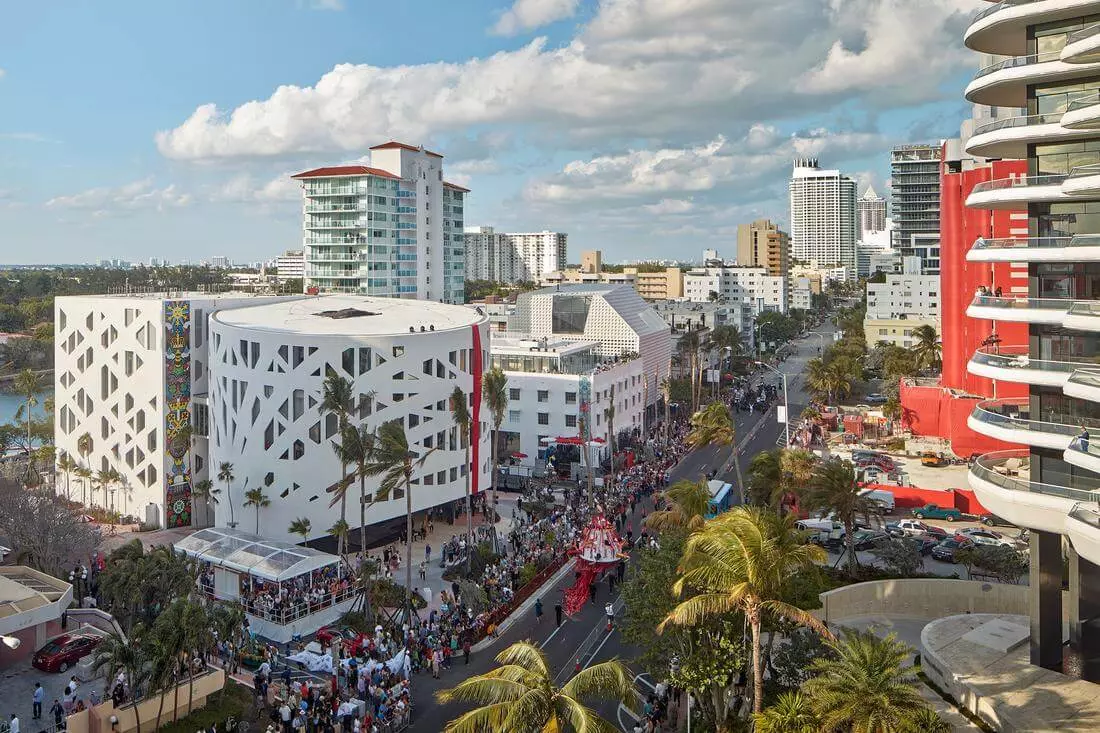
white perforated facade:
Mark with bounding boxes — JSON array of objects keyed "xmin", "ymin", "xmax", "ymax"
[{"xmin": 207, "ymin": 295, "xmax": 491, "ymax": 544}]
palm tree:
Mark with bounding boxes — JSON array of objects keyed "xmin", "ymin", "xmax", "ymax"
[
  {"xmin": 910, "ymin": 324, "xmax": 942, "ymax": 372},
  {"xmin": 362, "ymin": 420, "xmax": 435, "ymax": 619},
  {"xmin": 243, "ymin": 487, "xmax": 270, "ymax": 534},
  {"xmin": 332, "ymin": 423, "xmax": 371, "ymax": 559},
  {"xmin": 481, "ymin": 366, "xmax": 509, "ymax": 524},
  {"xmin": 678, "ymin": 330, "xmax": 702, "ymax": 411},
  {"xmin": 77, "ymin": 431, "xmax": 93, "ymax": 460},
  {"xmin": 191, "ymin": 478, "xmax": 218, "ymax": 527},
  {"xmin": 435, "ymin": 640, "xmax": 634, "ymax": 732},
  {"xmin": 321, "ymin": 373, "xmax": 356, "ymax": 551},
  {"xmin": 75, "ymin": 465, "xmax": 92, "ymax": 505},
  {"xmin": 106, "ymin": 467, "xmax": 122, "ymax": 512},
  {"xmin": 288, "ymin": 517, "xmax": 312, "ymax": 543},
  {"xmin": 803, "ymin": 629, "xmax": 931, "ymax": 733},
  {"xmin": 217, "ymin": 462, "xmax": 237, "ymax": 528},
  {"xmin": 14, "ymin": 369, "xmax": 42, "ymax": 481},
  {"xmin": 90, "ymin": 630, "xmax": 153, "ymax": 733},
  {"xmin": 660, "ymin": 373, "xmax": 672, "ymax": 441},
  {"xmin": 747, "ymin": 448, "xmax": 817, "ymax": 513},
  {"xmin": 685, "ymin": 401, "xmax": 745, "ymax": 504},
  {"xmin": 449, "ymin": 386, "xmax": 474, "ymax": 573},
  {"xmin": 804, "ymin": 458, "xmax": 873, "ymax": 578},
  {"xmin": 93, "ymin": 468, "xmax": 114, "ymax": 509},
  {"xmin": 658, "ymin": 506, "xmax": 831, "ymax": 715},
  {"xmin": 646, "ymin": 478, "xmax": 710, "ymax": 533},
  {"xmin": 328, "ymin": 520, "xmax": 350, "ymax": 559},
  {"xmin": 754, "ymin": 691, "xmax": 820, "ymax": 733},
  {"xmin": 57, "ymin": 453, "xmax": 77, "ymax": 500}
]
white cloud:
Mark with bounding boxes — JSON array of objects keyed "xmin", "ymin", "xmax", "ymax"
[
  {"xmin": 0, "ymin": 69, "xmax": 5, "ymax": 80},
  {"xmin": 211, "ymin": 173, "xmax": 300, "ymax": 203},
  {"xmin": 643, "ymin": 198, "xmax": 695, "ymax": 215},
  {"xmin": 306, "ymin": 0, "xmax": 344, "ymax": 10},
  {"xmin": 155, "ymin": 0, "xmax": 975, "ymax": 161},
  {"xmin": 46, "ymin": 178, "xmax": 192, "ymax": 212},
  {"xmin": 492, "ymin": 0, "xmax": 579, "ymax": 36}
]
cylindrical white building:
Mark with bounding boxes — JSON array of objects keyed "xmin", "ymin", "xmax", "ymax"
[{"xmin": 208, "ymin": 295, "xmax": 490, "ymax": 545}]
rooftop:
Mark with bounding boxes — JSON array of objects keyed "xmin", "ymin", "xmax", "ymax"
[
  {"xmin": 369, "ymin": 140, "xmax": 443, "ymax": 158},
  {"xmin": 490, "ymin": 336, "xmax": 597, "ymax": 357},
  {"xmin": 291, "ymin": 165, "xmax": 401, "ymax": 180},
  {"xmin": 175, "ymin": 527, "xmax": 337, "ymax": 583},
  {"xmin": 57, "ymin": 291, "xmax": 296, "ymax": 303},
  {"xmin": 211, "ymin": 294, "xmax": 485, "ymax": 336},
  {"xmin": 0, "ymin": 566, "xmax": 72, "ymax": 636}
]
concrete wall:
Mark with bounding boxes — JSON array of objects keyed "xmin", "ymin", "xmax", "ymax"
[
  {"xmin": 818, "ymin": 579, "xmax": 1029, "ymax": 626},
  {"xmin": 66, "ymin": 669, "xmax": 225, "ymax": 733}
]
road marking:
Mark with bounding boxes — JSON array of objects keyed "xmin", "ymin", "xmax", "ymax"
[
  {"xmin": 582, "ymin": 626, "xmax": 616, "ymax": 671},
  {"xmin": 539, "ymin": 619, "xmax": 569, "ymax": 649}
]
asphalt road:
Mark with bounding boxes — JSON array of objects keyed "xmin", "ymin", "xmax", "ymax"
[{"xmin": 406, "ymin": 327, "xmax": 831, "ymax": 731}]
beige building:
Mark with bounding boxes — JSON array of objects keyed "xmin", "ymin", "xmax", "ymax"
[
  {"xmin": 624, "ymin": 267, "xmax": 683, "ymax": 301},
  {"xmin": 736, "ymin": 219, "xmax": 790, "ymax": 278},
  {"xmin": 580, "ymin": 250, "xmax": 602, "ymax": 274}
]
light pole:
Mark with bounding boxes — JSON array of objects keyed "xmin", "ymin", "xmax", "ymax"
[
  {"xmin": 808, "ymin": 330, "xmax": 828, "ymax": 356},
  {"xmin": 756, "ymin": 360, "xmax": 790, "ymax": 447},
  {"xmin": 755, "ymin": 322, "xmax": 776, "ymax": 361}
]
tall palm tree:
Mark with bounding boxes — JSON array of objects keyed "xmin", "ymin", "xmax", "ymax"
[
  {"xmin": 77, "ymin": 431, "xmax": 93, "ymax": 461},
  {"xmin": 333, "ymin": 422, "xmax": 376, "ymax": 559},
  {"xmin": 191, "ymin": 478, "xmax": 218, "ymax": 527},
  {"xmin": 436, "ymin": 641, "xmax": 634, "ymax": 732},
  {"xmin": 288, "ymin": 517, "xmax": 312, "ymax": 543},
  {"xmin": 746, "ymin": 448, "xmax": 814, "ymax": 512},
  {"xmin": 93, "ymin": 468, "xmax": 114, "ymax": 509},
  {"xmin": 90, "ymin": 630, "xmax": 153, "ymax": 733},
  {"xmin": 660, "ymin": 372, "xmax": 672, "ymax": 440},
  {"xmin": 75, "ymin": 465, "xmax": 92, "ymax": 505},
  {"xmin": 910, "ymin": 324, "xmax": 942, "ymax": 373},
  {"xmin": 658, "ymin": 506, "xmax": 831, "ymax": 715},
  {"xmin": 753, "ymin": 691, "xmax": 820, "ymax": 733},
  {"xmin": 362, "ymin": 420, "xmax": 435, "ymax": 619},
  {"xmin": 646, "ymin": 478, "xmax": 710, "ymax": 533},
  {"xmin": 321, "ymin": 373, "xmax": 356, "ymax": 551},
  {"xmin": 328, "ymin": 520, "xmax": 350, "ymax": 556},
  {"xmin": 804, "ymin": 458, "xmax": 873, "ymax": 578},
  {"xmin": 678, "ymin": 330, "xmax": 702, "ymax": 411},
  {"xmin": 449, "ymin": 386, "xmax": 474, "ymax": 574},
  {"xmin": 57, "ymin": 453, "xmax": 77, "ymax": 500},
  {"xmin": 14, "ymin": 369, "xmax": 42, "ymax": 472},
  {"xmin": 685, "ymin": 401, "xmax": 745, "ymax": 504},
  {"xmin": 243, "ymin": 487, "xmax": 270, "ymax": 534},
  {"xmin": 217, "ymin": 462, "xmax": 237, "ymax": 528},
  {"xmin": 803, "ymin": 629, "xmax": 931, "ymax": 733},
  {"xmin": 106, "ymin": 467, "xmax": 122, "ymax": 512},
  {"xmin": 481, "ymin": 366, "xmax": 509, "ymax": 524}
]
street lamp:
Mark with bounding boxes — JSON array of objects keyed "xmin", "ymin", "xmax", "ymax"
[
  {"xmin": 755, "ymin": 322, "xmax": 777, "ymax": 360},
  {"xmin": 1, "ymin": 635, "xmax": 20, "ymax": 649},
  {"xmin": 756, "ymin": 361, "xmax": 790, "ymax": 447}
]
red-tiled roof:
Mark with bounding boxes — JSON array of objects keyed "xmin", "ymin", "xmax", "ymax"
[
  {"xmin": 291, "ymin": 165, "xmax": 401, "ymax": 180},
  {"xmin": 369, "ymin": 141, "xmax": 444, "ymax": 158},
  {"xmin": 443, "ymin": 181, "xmax": 471, "ymax": 193}
]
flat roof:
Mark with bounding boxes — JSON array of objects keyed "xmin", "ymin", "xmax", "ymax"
[
  {"xmin": 0, "ymin": 567, "xmax": 71, "ymax": 629},
  {"xmin": 175, "ymin": 527, "xmax": 338, "ymax": 583},
  {"xmin": 212, "ymin": 294, "xmax": 485, "ymax": 336},
  {"xmin": 56, "ymin": 292, "xmax": 293, "ymax": 303},
  {"xmin": 491, "ymin": 337, "xmax": 597, "ymax": 356}
]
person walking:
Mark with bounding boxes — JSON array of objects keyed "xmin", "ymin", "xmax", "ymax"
[
  {"xmin": 462, "ymin": 638, "xmax": 471, "ymax": 666},
  {"xmin": 50, "ymin": 700, "xmax": 64, "ymax": 729},
  {"xmin": 9, "ymin": 713, "xmax": 19, "ymax": 733},
  {"xmin": 32, "ymin": 683, "xmax": 43, "ymax": 719},
  {"xmin": 534, "ymin": 598, "xmax": 544, "ymax": 623},
  {"xmin": 431, "ymin": 647, "xmax": 442, "ymax": 679},
  {"xmin": 554, "ymin": 602, "xmax": 563, "ymax": 628}
]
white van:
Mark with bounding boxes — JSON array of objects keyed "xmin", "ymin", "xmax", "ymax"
[{"xmin": 859, "ymin": 488, "xmax": 896, "ymax": 514}]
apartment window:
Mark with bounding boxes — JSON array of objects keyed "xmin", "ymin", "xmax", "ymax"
[
  {"xmin": 509, "ymin": 410, "xmax": 521, "ymax": 423},
  {"xmin": 565, "ymin": 391, "xmax": 577, "ymax": 404},
  {"xmin": 509, "ymin": 388, "xmax": 520, "ymax": 400},
  {"xmin": 565, "ymin": 414, "xmax": 577, "ymax": 428},
  {"xmin": 538, "ymin": 412, "xmax": 549, "ymax": 425},
  {"xmin": 537, "ymin": 390, "xmax": 549, "ymax": 403}
]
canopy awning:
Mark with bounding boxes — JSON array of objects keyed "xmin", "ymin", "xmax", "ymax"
[{"xmin": 175, "ymin": 527, "xmax": 338, "ymax": 583}]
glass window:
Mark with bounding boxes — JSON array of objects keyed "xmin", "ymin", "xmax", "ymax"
[
  {"xmin": 538, "ymin": 412, "xmax": 549, "ymax": 425},
  {"xmin": 509, "ymin": 388, "xmax": 520, "ymax": 400},
  {"xmin": 537, "ymin": 390, "xmax": 549, "ymax": 403},
  {"xmin": 565, "ymin": 392, "xmax": 577, "ymax": 404},
  {"xmin": 565, "ymin": 414, "xmax": 577, "ymax": 428},
  {"xmin": 551, "ymin": 295, "xmax": 591, "ymax": 333}
]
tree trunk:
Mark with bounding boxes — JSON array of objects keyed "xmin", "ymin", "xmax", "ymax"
[
  {"xmin": 750, "ymin": 611, "xmax": 764, "ymax": 715},
  {"xmin": 730, "ymin": 440, "xmax": 745, "ymax": 505},
  {"xmin": 405, "ymin": 473, "xmax": 413, "ymax": 621},
  {"xmin": 226, "ymin": 481, "xmax": 236, "ymax": 527},
  {"xmin": 172, "ymin": 657, "xmax": 181, "ymax": 721},
  {"xmin": 464, "ymin": 444, "xmax": 472, "ymax": 575},
  {"xmin": 491, "ymin": 420, "xmax": 501, "ymax": 538},
  {"xmin": 845, "ymin": 517, "xmax": 857, "ymax": 577},
  {"xmin": 359, "ymin": 472, "xmax": 373, "ymax": 622},
  {"xmin": 338, "ymin": 460, "xmax": 348, "ymax": 559}
]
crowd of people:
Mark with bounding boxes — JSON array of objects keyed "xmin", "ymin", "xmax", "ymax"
[{"xmin": 197, "ymin": 562, "xmax": 357, "ymax": 625}]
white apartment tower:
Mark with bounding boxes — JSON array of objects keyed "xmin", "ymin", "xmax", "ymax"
[
  {"xmin": 857, "ymin": 185, "xmax": 888, "ymax": 237},
  {"xmin": 464, "ymin": 227, "xmax": 567, "ymax": 284},
  {"xmin": 293, "ymin": 141, "xmax": 468, "ymax": 304},
  {"xmin": 789, "ymin": 159, "xmax": 858, "ymax": 278}
]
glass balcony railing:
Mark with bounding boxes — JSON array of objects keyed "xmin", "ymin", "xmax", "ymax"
[
  {"xmin": 970, "ymin": 345, "xmax": 1100, "ymax": 374},
  {"xmin": 972, "ymin": 450, "xmax": 1100, "ymax": 502},
  {"xmin": 1066, "ymin": 301, "xmax": 1100, "ymax": 319},
  {"xmin": 1070, "ymin": 162, "xmax": 1100, "ymax": 179},
  {"xmin": 1068, "ymin": 92, "xmax": 1100, "ymax": 113},
  {"xmin": 972, "ymin": 0, "xmax": 1039, "ymax": 24},
  {"xmin": 1068, "ymin": 22, "xmax": 1100, "ymax": 45},
  {"xmin": 971, "ymin": 398, "xmax": 1082, "ymax": 437},
  {"xmin": 972, "ymin": 236, "xmax": 1071, "ymax": 251},
  {"xmin": 969, "ymin": 294, "xmax": 1074, "ymax": 312},
  {"xmin": 969, "ymin": 173, "xmax": 1067, "ymax": 194},
  {"xmin": 972, "ymin": 112, "xmax": 1063, "ymax": 136},
  {"xmin": 974, "ymin": 51, "xmax": 1060, "ymax": 80}
]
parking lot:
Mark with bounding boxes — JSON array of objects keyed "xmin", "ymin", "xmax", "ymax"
[{"xmin": 0, "ymin": 632, "xmax": 105, "ymax": 731}]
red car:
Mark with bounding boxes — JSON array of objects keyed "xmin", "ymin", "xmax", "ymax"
[{"xmin": 32, "ymin": 633, "xmax": 101, "ymax": 673}]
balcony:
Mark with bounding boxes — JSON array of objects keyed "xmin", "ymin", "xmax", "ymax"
[
  {"xmin": 965, "ymin": 0, "xmax": 1100, "ymax": 56},
  {"xmin": 965, "ymin": 51, "xmax": 1100, "ymax": 107},
  {"xmin": 965, "ymin": 294, "xmax": 1072, "ymax": 324},
  {"xmin": 1061, "ymin": 92, "xmax": 1100, "ymax": 129},
  {"xmin": 1063, "ymin": 22, "xmax": 1100, "ymax": 63},
  {"xmin": 965, "ymin": 173, "xmax": 1069, "ymax": 209},
  {"xmin": 965, "ymin": 112, "xmax": 1091, "ymax": 158},
  {"xmin": 1066, "ymin": 506, "xmax": 1100, "ymax": 566},
  {"xmin": 968, "ymin": 398, "xmax": 1079, "ymax": 449},
  {"xmin": 969, "ymin": 450, "xmax": 1100, "ymax": 534},
  {"xmin": 968, "ymin": 234, "xmax": 1100, "ymax": 262},
  {"xmin": 1062, "ymin": 300, "xmax": 1100, "ymax": 331},
  {"xmin": 1064, "ymin": 369, "xmax": 1100, "ymax": 404},
  {"xmin": 966, "ymin": 345, "xmax": 1097, "ymax": 387},
  {"xmin": 1063, "ymin": 162, "xmax": 1100, "ymax": 197}
]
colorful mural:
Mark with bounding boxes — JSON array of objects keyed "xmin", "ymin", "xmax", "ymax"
[
  {"xmin": 578, "ymin": 376, "xmax": 592, "ymax": 441},
  {"xmin": 164, "ymin": 300, "xmax": 192, "ymax": 527}
]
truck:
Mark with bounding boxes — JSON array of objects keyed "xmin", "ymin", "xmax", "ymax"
[
  {"xmin": 911, "ymin": 504, "xmax": 962, "ymax": 522},
  {"xmin": 885, "ymin": 519, "xmax": 948, "ymax": 540}
]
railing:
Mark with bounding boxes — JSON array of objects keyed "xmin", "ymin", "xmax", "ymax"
[
  {"xmin": 969, "ymin": 294, "xmax": 1073, "ymax": 311},
  {"xmin": 970, "ymin": 344, "xmax": 1100, "ymax": 373},
  {"xmin": 974, "ymin": 51, "xmax": 1060, "ymax": 80},
  {"xmin": 1068, "ymin": 22, "xmax": 1100, "ymax": 45},
  {"xmin": 972, "ymin": 236, "xmax": 1071, "ymax": 250},
  {"xmin": 1068, "ymin": 91, "xmax": 1100, "ymax": 112},
  {"xmin": 198, "ymin": 583, "xmax": 358, "ymax": 625},
  {"xmin": 1070, "ymin": 162, "xmax": 1100, "ymax": 178},
  {"xmin": 969, "ymin": 173, "xmax": 1067, "ymax": 194},
  {"xmin": 1069, "ymin": 504, "xmax": 1100, "ymax": 528},
  {"xmin": 973, "ymin": 450, "xmax": 1100, "ymax": 501},
  {"xmin": 972, "ymin": 0, "xmax": 1038, "ymax": 24},
  {"xmin": 970, "ymin": 398, "xmax": 1082, "ymax": 436},
  {"xmin": 1067, "ymin": 301, "xmax": 1100, "ymax": 318},
  {"xmin": 973, "ymin": 112, "xmax": 1064, "ymax": 136}
]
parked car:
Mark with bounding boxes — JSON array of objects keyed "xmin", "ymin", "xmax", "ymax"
[
  {"xmin": 903, "ymin": 535, "xmax": 939, "ymax": 556},
  {"xmin": 865, "ymin": 393, "xmax": 888, "ymax": 404},
  {"xmin": 920, "ymin": 452, "xmax": 949, "ymax": 467},
  {"xmin": 32, "ymin": 633, "xmax": 101, "ymax": 673},
  {"xmin": 858, "ymin": 488, "xmax": 896, "ymax": 514},
  {"xmin": 931, "ymin": 537, "xmax": 974, "ymax": 563},
  {"xmin": 885, "ymin": 519, "xmax": 948, "ymax": 540},
  {"xmin": 955, "ymin": 527, "xmax": 1015, "ymax": 548},
  {"xmin": 852, "ymin": 530, "xmax": 891, "ymax": 551},
  {"xmin": 912, "ymin": 504, "xmax": 962, "ymax": 521}
]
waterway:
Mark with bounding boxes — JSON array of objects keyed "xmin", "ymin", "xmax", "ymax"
[{"xmin": 0, "ymin": 391, "xmax": 49, "ymax": 427}]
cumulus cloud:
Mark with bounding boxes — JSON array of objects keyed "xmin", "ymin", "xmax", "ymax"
[
  {"xmin": 46, "ymin": 178, "xmax": 192, "ymax": 212},
  {"xmin": 211, "ymin": 173, "xmax": 300, "ymax": 203},
  {"xmin": 643, "ymin": 198, "xmax": 695, "ymax": 215},
  {"xmin": 0, "ymin": 69, "xmax": 5, "ymax": 79},
  {"xmin": 155, "ymin": 0, "xmax": 976, "ymax": 161},
  {"xmin": 523, "ymin": 126, "xmax": 886, "ymax": 203},
  {"xmin": 492, "ymin": 0, "xmax": 580, "ymax": 35}
]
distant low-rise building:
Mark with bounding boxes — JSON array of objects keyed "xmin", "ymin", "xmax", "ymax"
[
  {"xmin": 275, "ymin": 250, "xmax": 305, "ymax": 281},
  {"xmin": 863, "ymin": 263, "xmax": 940, "ymax": 348},
  {"xmin": 683, "ymin": 266, "xmax": 787, "ymax": 314}
]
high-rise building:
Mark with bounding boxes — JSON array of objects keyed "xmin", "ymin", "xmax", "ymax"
[
  {"xmin": 211, "ymin": 256, "xmax": 230, "ymax": 269},
  {"xmin": 682, "ymin": 266, "xmax": 788, "ymax": 314},
  {"xmin": 292, "ymin": 141, "xmax": 467, "ymax": 304},
  {"xmin": 789, "ymin": 159, "xmax": 858, "ymax": 278},
  {"xmin": 856, "ymin": 186, "xmax": 888, "ymax": 237},
  {"xmin": 956, "ymin": 4, "xmax": 1100, "ymax": 687},
  {"xmin": 890, "ymin": 144, "xmax": 943, "ymax": 258},
  {"xmin": 580, "ymin": 251, "xmax": 602, "ymax": 274},
  {"xmin": 463, "ymin": 227, "xmax": 567, "ymax": 284},
  {"xmin": 736, "ymin": 219, "xmax": 789, "ymax": 278}
]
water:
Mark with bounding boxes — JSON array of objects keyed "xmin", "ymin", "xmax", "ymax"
[{"xmin": 0, "ymin": 391, "xmax": 49, "ymax": 426}]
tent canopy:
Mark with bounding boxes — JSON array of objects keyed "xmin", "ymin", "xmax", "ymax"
[{"xmin": 175, "ymin": 527, "xmax": 338, "ymax": 583}]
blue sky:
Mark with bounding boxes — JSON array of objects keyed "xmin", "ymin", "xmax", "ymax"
[{"xmin": 0, "ymin": 0, "xmax": 984, "ymax": 265}]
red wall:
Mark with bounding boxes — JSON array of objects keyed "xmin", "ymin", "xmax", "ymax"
[
  {"xmin": 859, "ymin": 483, "xmax": 990, "ymax": 516},
  {"xmin": 898, "ymin": 381, "xmax": 1022, "ymax": 459},
  {"xmin": 939, "ymin": 150, "xmax": 1029, "ymax": 398}
]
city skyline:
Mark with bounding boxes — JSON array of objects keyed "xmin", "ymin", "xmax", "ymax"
[{"xmin": 0, "ymin": 0, "xmax": 983, "ymax": 264}]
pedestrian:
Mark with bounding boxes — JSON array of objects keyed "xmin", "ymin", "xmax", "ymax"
[
  {"xmin": 9, "ymin": 714, "xmax": 18, "ymax": 733},
  {"xmin": 50, "ymin": 700, "xmax": 63, "ymax": 729},
  {"xmin": 32, "ymin": 683, "xmax": 43, "ymax": 719},
  {"xmin": 425, "ymin": 544, "xmax": 431, "ymax": 562},
  {"xmin": 535, "ymin": 598, "xmax": 543, "ymax": 622},
  {"xmin": 431, "ymin": 647, "xmax": 442, "ymax": 679},
  {"xmin": 554, "ymin": 603, "xmax": 563, "ymax": 628},
  {"xmin": 462, "ymin": 638, "xmax": 471, "ymax": 666},
  {"xmin": 589, "ymin": 583, "xmax": 597, "ymax": 603}
]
